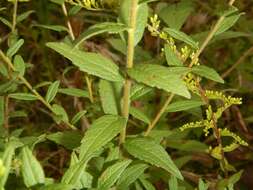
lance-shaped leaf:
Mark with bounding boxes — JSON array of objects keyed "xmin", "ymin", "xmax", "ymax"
[
  {"xmin": 166, "ymin": 100, "xmax": 205, "ymax": 112},
  {"xmin": 117, "ymin": 163, "xmax": 148, "ymax": 189},
  {"xmin": 74, "ymin": 22, "xmax": 128, "ymax": 47},
  {"xmin": 127, "ymin": 64, "xmax": 190, "ymax": 98},
  {"xmin": 0, "ymin": 142, "xmax": 18, "ymax": 188},
  {"xmin": 14, "ymin": 55, "xmax": 26, "ymax": 77},
  {"xmin": 124, "ymin": 138, "xmax": 183, "ymax": 180},
  {"xmin": 47, "ymin": 42, "xmax": 123, "ymax": 82},
  {"xmin": 9, "ymin": 93, "xmax": 38, "ymax": 101},
  {"xmin": 58, "ymin": 88, "xmax": 89, "ymax": 98},
  {"xmin": 119, "ymin": 0, "xmax": 148, "ymax": 46},
  {"xmin": 164, "ymin": 44, "xmax": 183, "ymax": 66},
  {"xmin": 99, "ymin": 80, "xmax": 119, "ymax": 115},
  {"xmin": 164, "ymin": 28, "xmax": 198, "ymax": 49},
  {"xmin": 21, "ymin": 146, "xmax": 45, "ymax": 187},
  {"xmin": 191, "ymin": 65, "xmax": 224, "ymax": 83},
  {"xmin": 97, "ymin": 160, "xmax": 132, "ymax": 190},
  {"xmin": 130, "ymin": 107, "xmax": 151, "ymax": 124},
  {"xmin": 7, "ymin": 39, "xmax": 24, "ymax": 58},
  {"xmin": 80, "ymin": 115, "xmax": 126, "ymax": 161},
  {"xmin": 45, "ymin": 80, "xmax": 60, "ymax": 103}
]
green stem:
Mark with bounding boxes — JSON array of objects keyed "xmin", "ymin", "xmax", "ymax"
[
  {"xmin": 0, "ymin": 50, "xmax": 77, "ymax": 130},
  {"xmin": 144, "ymin": 0, "xmax": 236, "ymax": 136},
  {"xmin": 12, "ymin": 0, "xmax": 18, "ymax": 33},
  {"xmin": 119, "ymin": 0, "xmax": 138, "ymax": 144}
]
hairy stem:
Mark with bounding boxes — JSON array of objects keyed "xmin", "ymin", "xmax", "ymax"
[
  {"xmin": 0, "ymin": 51, "xmax": 76, "ymax": 130},
  {"xmin": 145, "ymin": 0, "xmax": 236, "ymax": 136},
  {"xmin": 120, "ymin": 0, "xmax": 138, "ymax": 144}
]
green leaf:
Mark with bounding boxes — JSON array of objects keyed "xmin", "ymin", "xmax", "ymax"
[
  {"xmin": 58, "ymin": 88, "xmax": 89, "ymax": 98},
  {"xmin": 130, "ymin": 83, "xmax": 152, "ymax": 100},
  {"xmin": 129, "ymin": 107, "xmax": 150, "ymax": 124},
  {"xmin": 33, "ymin": 24, "xmax": 68, "ymax": 32},
  {"xmin": 14, "ymin": 55, "xmax": 26, "ymax": 76},
  {"xmin": 38, "ymin": 183, "xmax": 75, "ymax": 190},
  {"xmin": 69, "ymin": 153, "xmax": 93, "ymax": 188},
  {"xmin": 17, "ymin": 10, "xmax": 34, "ymax": 23},
  {"xmin": 0, "ymin": 142, "xmax": 16, "ymax": 187},
  {"xmin": 139, "ymin": 0, "xmax": 158, "ymax": 3},
  {"xmin": 198, "ymin": 179, "xmax": 209, "ymax": 190},
  {"xmin": 119, "ymin": 0, "xmax": 148, "ymax": 46},
  {"xmin": 191, "ymin": 65, "xmax": 224, "ymax": 83},
  {"xmin": 166, "ymin": 100, "xmax": 204, "ymax": 112},
  {"xmin": 50, "ymin": 0, "xmax": 65, "ymax": 5},
  {"xmin": 71, "ymin": 110, "xmax": 87, "ymax": 125},
  {"xmin": 45, "ymin": 80, "xmax": 60, "ymax": 103},
  {"xmin": 80, "ymin": 115, "xmax": 126, "ymax": 161},
  {"xmin": 168, "ymin": 176, "xmax": 178, "ymax": 190},
  {"xmin": 127, "ymin": 64, "xmax": 190, "ymax": 98},
  {"xmin": 52, "ymin": 104, "xmax": 69, "ymax": 123},
  {"xmin": 0, "ymin": 16, "xmax": 12, "ymax": 28},
  {"xmin": 9, "ymin": 93, "xmax": 38, "ymax": 101},
  {"xmin": 6, "ymin": 39, "xmax": 24, "ymax": 58},
  {"xmin": 61, "ymin": 159, "xmax": 88, "ymax": 188},
  {"xmin": 47, "ymin": 42, "xmax": 124, "ymax": 82},
  {"xmin": 0, "ymin": 97, "xmax": 4, "ymax": 127},
  {"xmin": 99, "ymin": 80, "xmax": 119, "ymax": 115},
  {"xmin": 74, "ymin": 22, "xmax": 128, "ymax": 47},
  {"xmin": 97, "ymin": 160, "xmax": 132, "ymax": 190},
  {"xmin": 139, "ymin": 177, "xmax": 156, "ymax": 190},
  {"xmin": 47, "ymin": 131, "xmax": 83, "ymax": 150},
  {"xmin": 164, "ymin": 28, "xmax": 198, "ymax": 49},
  {"xmin": 124, "ymin": 138, "xmax": 183, "ymax": 180},
  {"xmin": 159, "ymin": 0, "xmax": 193, "ymax": 30},
  {"xmin": 117, "ymin": 163, "xmax": 148, "ymax": 189},
  {"xmin": 215, "ymin": 12, "xmax": 242, "ymax": 36},
  {"xmin": 21, "ymin": 146, "xmax": 45, "ymax": 187},
  {"xmin": 164, "ymin": 44, "xmax": 183, "ymax": 66}
]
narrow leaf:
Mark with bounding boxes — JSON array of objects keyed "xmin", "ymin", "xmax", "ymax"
[
  {"xmin": 6, "ymin": 39, "xmax": 24, "ymax": 58},
  {"xmin": 47, "ymin": 42, "xmax": 123, "ymax": 82},
  {"xmin": 75, "ymin": 22, "xmax": 128, "ymax": 47},
  {"xmin": 17, "ymin": 10, "xmax": 34, "ymax": 23},
  {"xmin": 71, "ymin": 110, "xmax": 87, "ymax": 125},
  {"xmin": 58, "ymin": 88, "xmax": 89, "ymax": 98},
  {"xmin": 99, "ymin": 80, "xmax": 119, "ymax": 115},
  {"xmin": 45, "ymin": 80, "xmax": 60, "ymax": 103},
  {"xmin": 80, "ymin": 115, "xmax": 126, "ymax": 161},
  {"xmin": 33, "ymin": 24, "xmax": 68, "ymax": 32},
  {"xmin": 52, "ymin": 104, "xmax": 69, "ymax": 123},
  {"xmin": 215, "ymin": 13, "xmax": 242, "ymax": 36},
  {"xmin": 128, "ymin": 64, "xmax": 190, "ymax": 98},
  {"xmin": 98, "ymin": 160, "xmax": 132, "ymax": 190},
  {"xmin": 164, "ymin": 28, "xmax": 198, "ymax": 49},
  {"xmin": 9, "ymin": 93, "xmax": 38, "ymax": 101},
  {"xmin": 168, "ymin": 176, "xmax": 178, "ymax": 190},
  {"xmin": 166, "ymin": 100, "xmax": 205, "ymax": 112},
  {"xmin": 14, "ymin": 55, "xmax": 25, "ymax": 76},
  {"xmin": 21, "ymin": 146, "xmax": 45, "ymax": 187},
  {"xmin": 117, "ymin": 163, "xmax": 148, "ymax": 189},
  {"xmin": 124, "ymin": 138, "xmax": 183, "ymax": 180},
  {"xmin": 130, "ymin": 107, "xmax": 150, "ymax": 124},
  {"xmin": 139, "ymin": 177, "xmax": 156, "ymax": 190},
  {"xmin": 191, "ymin": 65, "xmax": 224, "ymax": 83},
  {"xmin": 164, "ymin": 44, "xmax": 183, "ymax": 66}
]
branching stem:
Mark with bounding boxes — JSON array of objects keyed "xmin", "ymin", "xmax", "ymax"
[
  {"xmin": 145, "ymin": 0, "xmax": 236, "ymax": 136},
  {"xmin": 0, "ymin": 51, "xmax": 77, "ymax": 130}
]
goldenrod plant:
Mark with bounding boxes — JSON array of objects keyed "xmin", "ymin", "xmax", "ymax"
[{"xmin": 0, "ymin": 0, "xmax": 252, "ymax": 189}]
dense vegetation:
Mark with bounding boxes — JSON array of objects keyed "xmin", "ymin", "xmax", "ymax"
[{"xmin": 0, "ymin": 0, "xmax": 253, "ymax": 189}]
